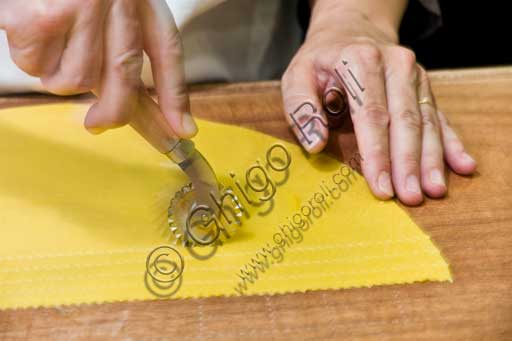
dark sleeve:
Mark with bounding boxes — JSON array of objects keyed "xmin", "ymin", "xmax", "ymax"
[{"xmin": 399, "ymin": 0, "xmax": 442, "ymax": 43}]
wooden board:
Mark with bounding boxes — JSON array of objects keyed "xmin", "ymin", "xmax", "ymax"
[{"xmin": 0, "ymin": 67, "xmax": 511, "ymax": 340}]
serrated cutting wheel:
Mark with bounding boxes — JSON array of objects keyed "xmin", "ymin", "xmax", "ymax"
[{"xmin": 168, "ymin": 183, "xmax": 244, "ymax": 247}]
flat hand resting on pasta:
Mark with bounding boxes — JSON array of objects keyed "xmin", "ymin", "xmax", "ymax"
[{"xmin": 281, "ymin": 0, "xmax": 477, "ymax": 205}]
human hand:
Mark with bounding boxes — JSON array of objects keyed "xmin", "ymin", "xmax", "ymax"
[
  {"xmin": 0, "ymin": 0, "xmax": 197, "ymax": 139},
  {"xmin": 281, "ymin": 7, "xmax": 477, "ymax": 205}
]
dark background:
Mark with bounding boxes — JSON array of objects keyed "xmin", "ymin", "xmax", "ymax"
[
  {"xmin": 299, "ymin": 1, "xmax": 510, "ymax": 70},
  {"xmin": 401, "ymin": 1, "xmax": 511, "ymax": 69}
]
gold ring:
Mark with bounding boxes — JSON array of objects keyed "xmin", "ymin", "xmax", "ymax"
[{"xmin": 418, "ymin": 97, "xmax": 434, "ymax": 106}]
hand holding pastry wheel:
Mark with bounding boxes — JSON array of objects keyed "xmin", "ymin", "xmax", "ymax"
[{"xmin": 130, "ymin": 91, "xmax": 222, "ymax": 246}]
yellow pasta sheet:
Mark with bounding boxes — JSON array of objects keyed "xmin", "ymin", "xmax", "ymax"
[{"xmin": 0, "ymin": 103, "xmax": 451, "ymax": 309}]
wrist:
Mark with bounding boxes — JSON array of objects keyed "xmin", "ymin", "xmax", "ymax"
[{"xmin": 308, "ymin": 0, "xmax": 403, "ymax": 43}]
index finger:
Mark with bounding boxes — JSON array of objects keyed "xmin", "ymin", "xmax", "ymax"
[
  {"xmin": 137, "ymin": 0, "xmax": 197, "ymax": 138},
  {"xmin": 85, "ymin": 0, "xmax": 142, "ymax": 133}
]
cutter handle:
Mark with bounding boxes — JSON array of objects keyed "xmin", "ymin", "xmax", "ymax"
[{"xmin": 129, "ymin": 92, "xmax": 181, "ymax": 155}]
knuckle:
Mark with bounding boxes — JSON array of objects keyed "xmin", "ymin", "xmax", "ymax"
[
  {"xmin": 32, "ymin": 6, "xmax": 65, "ymax": 34},
  {"xmin": 155, "ymin": 28, "xmax": 184, "ymax": 62},
  {"xmin": 391, "ymin": 47, "xmax": 417, "ymax": 77},
  {"xmin": 345, "ymin": 44, "xmax": 382, "ymax": 65},
  {"xmin": 421, "ymin": 112, "xmax": 439, "ymax": 131},
  {"xmin": 358, "ymin": 104, "xmax": 390, "ymax": 128},
  {"xmin": 397, "ymin": 109, "xmax": 422, "ymax": 131},
  {"xmin": 166, "ymin": 28, "xmax": 184, "ymax": 52},
  {"xmin": 165, "ymin": 88, "xmax": 189, "ymax": 111},
  {"xmin": 113, "ymin": 50, "xmax": 143, "ymax": 83},
  {"xmin": 170, "ymin": 84, "xmax": 188, "ymax": 100},
  {"xmin": 393, "ymin": 47, "xmax": 417, "ymax": 65},
  {"xmin": 398, "ymin": 151, "xmax": 420, "ymax": 169}
]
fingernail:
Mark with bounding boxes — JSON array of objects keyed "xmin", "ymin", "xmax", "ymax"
[
  {"xmin": 462, "ymin": 152, "xmax": 476, "ymax": 164},
  {"xmin": 181, "ymin": 112, "xmax": 198, "ymax": 136},
  {"xmin": 429, "ymin": 169, "xmax": 445, "ymax": 187},
  {"xmin": 377, "ymin": 171, "xmax": 394, "ymax": 197},
  {"xmin": 87, "ymin": 127, "xmax": 106, "ymax": 135},
  {"xmin": 405, "ymin": 174, "xmax": 421, "ymax": 194}
]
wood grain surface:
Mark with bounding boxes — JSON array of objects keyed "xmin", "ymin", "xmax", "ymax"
[{"xmin": 0, "ymin": 67, "xmax": 511, "ymax": 340}]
